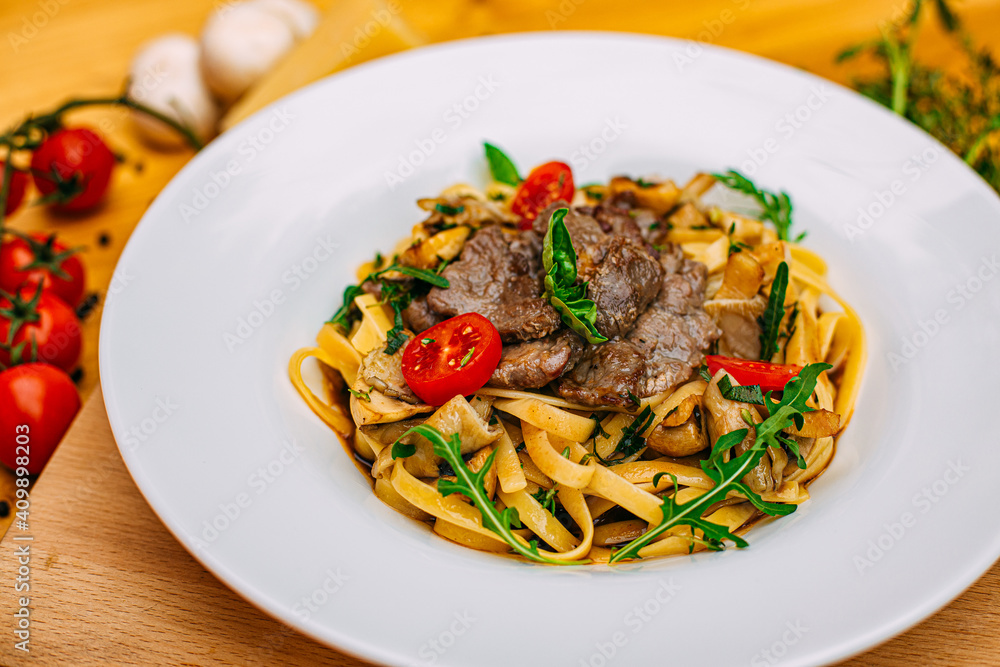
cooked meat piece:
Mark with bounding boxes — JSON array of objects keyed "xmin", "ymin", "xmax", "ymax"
[
  {"xmin": 402, "ymin": 295, "xmax": 445, "ymax": 333},
  {"xmin": 589, "ymin": 237, "xmax": 664, "ymax": 339},
  {"xmin": 427, "ymin": 226, "xmax": 561, "ymax": 342},
  {"xmin": 488, "ymin": 330, "xmax": 584, "ymax": 389},
  {"xmin": 555, "ymin": 339, "xmax": 645, "ymax": 407},
  {"xmin": 626, "ymin": 247, "xmax": 721, "ymax": 395},
  {"xmin": 360, "ymin": 334, "xmax": 420, "ymax": 404},
  {"xmin": 592, "ymin": 204, "xmax": 645, "ymax": 247}
]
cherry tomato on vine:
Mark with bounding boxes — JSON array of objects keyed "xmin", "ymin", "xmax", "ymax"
[
  {"xmin": 512, "ymin": 161, "xmax": 574, "ymax": 229},
  {"xmin": 0, "ymin": 363, "xmax": 81, "ymax": 474},
  {"xmin": 0, "ymin": 233, "xmax": 86, "ymax": 307},
  {"xmin": 30, "ymin": 127, "xmax": 115, "ymax": 212},
  {"xmin": 0, "ymin": 284, "xmax": 81, "ymax": 372},
  {"xmin": 0, "ymin": 162, "xmax": 29, "ymax": 217},
  {"xmin": 705, "ymin": 355, "xmax": 803, "ymax": 393},
  {"xmin": 401, "ymin": 313, "xmax": 502, "ymax": 406}
]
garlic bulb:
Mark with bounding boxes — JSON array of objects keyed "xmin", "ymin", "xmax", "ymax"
[
  {"xmin": 199, "ymin": 0, "xmax": 317, "ymax": 105},
  {"xmin": 128, "ymin": 34, "xmax": 219, "ymax": 148}
]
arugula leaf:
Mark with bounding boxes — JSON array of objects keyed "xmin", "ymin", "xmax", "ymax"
[
  {"xmin": 484, "ymin": 142, "xmax": 521, "ymax": 186},
  {"xmin": 541, "ymin": 208, "xmax": 608, "ymax": 344},
  {"xmin": 758, "ymin": 261, "xmax": 790, "ymax": 361},
  {"xmin": 391, "ymin": 441, "xmax": 416, "ymax": 459},
  {"xmin": 712, "ymin": 170, "xmax": 797, "ymax": 241},
  {"xmin": 717, "ymin": 375, "xmax": 765, "ymax": 405},
  {"xmin": 399, "ymin": 424, "xmax": 578, "ymax": 565},
  {"xmin": 609, "ymin": 363, "xmax": 829, "ymax": 563}
]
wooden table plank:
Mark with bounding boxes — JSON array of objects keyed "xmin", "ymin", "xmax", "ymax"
[
  {"xmin": 3, "ymin": 390, "xmax": 1000, "ymax": 666},
  {"xmin": 2, "ymin": 0, "xmax": 1000, "ymax": 664}
]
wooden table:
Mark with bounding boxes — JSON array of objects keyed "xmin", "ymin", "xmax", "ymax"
[{"xmin": 1, "ymin": 0, "xmax": 999, "ymax": 664}]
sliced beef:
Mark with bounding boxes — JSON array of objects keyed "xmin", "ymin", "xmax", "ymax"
[
  {"xmin": 588, "ymin": 237, "xmax": 664, "ymax": 339},
  {"xmin": 361, "ymin": 334, "xmax": 420, "ymax": 404},
  {"xmin": 427, "ymin": 226, "xmax": 561, "ymax": 342},
  {"xmin": 555, "ymin": 339, "xmax": 645, "ymax": 407},
  {"xmin": 488, "ymin": 330, "xmax": 584, "ymax": 389},
  {"xmin": 402, "ymin": 295, "xmax": 445, "ymax": 333},
  {"xmin": 626, "ymin": 247, "xmax": 720, "ymax": 396}
]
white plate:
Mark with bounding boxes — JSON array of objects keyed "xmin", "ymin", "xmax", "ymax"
[{"xmin": 100, "ymin": 33, "xmax": 1000, "ymax": 667}]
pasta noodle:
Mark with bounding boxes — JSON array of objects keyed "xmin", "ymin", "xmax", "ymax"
[{"xmin": 289, "ymin": 167, "xmax": 866, "ymax": 564}]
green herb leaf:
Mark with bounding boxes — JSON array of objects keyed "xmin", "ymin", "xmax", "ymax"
[
  {"xmin": 327, "ymin": 284, "xmax": 365, "ymax": 330},
  {"xmin": 712, "ymin": 170, "xmax": 796, "ymax": 241},
  {"xmin": 758, "ymin": 261, "xmax": 790, "ymax": 361},
  {"xmin": 541, "ymin": 208, "xmax": 608, "ymax": 344},
  {"xmin": 378, "ymin": 264, "xmax": 450, "ymax": 289},
  {"xmin": 609, "ymin": 363, "xmax": 829, "ymax": 563},
  {"xmin": 384, "ymin": 304, "xmax": 407, "ymax": 355},
  {"xmin": 391, "ymin": 440, "xmax": 416, "ymax": 459},
  {"xmin": 421, "ymin": 338, "xmax": 435, "ymax": 344},
  {"xmin": 460, "ymin": 346, "xmax": 475, "ymax": 369},
  {"xmin": 717, "ymin": 375, "xmax": 765, "ymax": 405},
  {"xmin": 484, "ymin": 142, "xmax": 521, "ymax": 186},
  {"xmin": 435, "ymin": 203, "xmax": 465, "ymax": 216},
  {"xmin": 348, "ymin": 387, "xmax": 372, "ymax": 402},
  {"xmin": 531, "ymin": 486, "xmax": 559, "ymax": 514},
  {"xmin": 403, "ymin": 424, "xmax": 580, "ymax": 565}
]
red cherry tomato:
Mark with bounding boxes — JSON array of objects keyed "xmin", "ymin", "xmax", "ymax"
[
  {"xmin": 31, "ymin": 127, "xmax": 116, "ymax": 212},
  {"xmin": 0, "ymin": 284, "xmax": 81, "ymax": 372},
  {"xmin": 0, "ymin": 233, "xmax": 86, "ymax": 307},
  {"xmin": 511, "ymin": 161, "xmax": 574, "ymax": 229},
  {"xmin": 1, "ymin": 162, "xmax": 29, "ymax": 217},
  {"xmin": 401, "ymin": 313, "xmax": 502, "ymax": 406},
  {"xmin": 705, "ymin": 355, "xmax": 802, "ymax": 393},
  {"xmin": 0, "ymin": 363, "xmax": 81, "ymax": 474}
]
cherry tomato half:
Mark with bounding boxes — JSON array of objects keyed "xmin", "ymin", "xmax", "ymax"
[
  {"xmin": 31, "ymin": 127, "xmax": 116, "ymax": 212},
  {"xmin": 511, "ymin": 161, "xmax": 574, "ymax": 229},
  {"xmin": 0, "ymin": 362, "xmax": 81, "ymax": 474},
  {"xmin": 0, "ymin": 233, "xmax": 86, "ymax": 307},
  {"xmin": 401, "ymin": 313, "xmax": 502, "ymax": 406},
  {"xmin": 1, "ymin": 162, "xmax": 28, "ymax": 217},
  {"xmin": 705, "ymin": 355, "xmax": 802, "ymax": 393},
  {"xmin": 0, "ymin": 284, "xmax": 82, "ymax": 372}
]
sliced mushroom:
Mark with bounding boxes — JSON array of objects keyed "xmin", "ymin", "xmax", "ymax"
[
  {"xmin": 704, "ymin": 294, "xmax": 768, "ymax": 360},
  {"xmin": 398, "ymin": 226, "xmax": 470, "ymax": 270},
  {"xmin": 349, "ymin": 379, "xmax": 434, "ymax": 426},
  {"xmin": 608, "ymin": 176, "xmax": 681, "ymax": 215},
  {"xmin": 646, "ymin": 418, "xmax": 708, "ymax": 457},
  {"xmin": 360, "ymin": 334, "xmax": 420, "ymax": 404}
]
